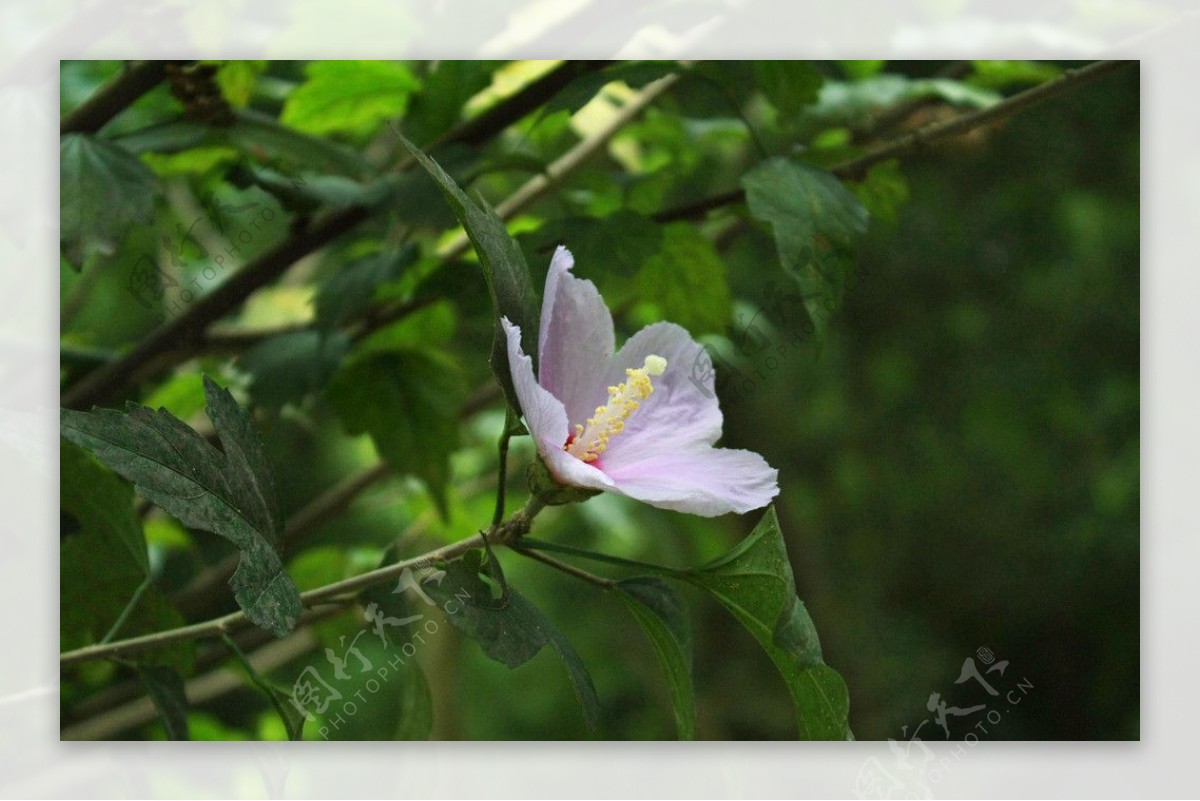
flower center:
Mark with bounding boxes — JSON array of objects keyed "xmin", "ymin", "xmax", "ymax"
[{"xmin": 565, "ymin": 355, "xmax": 667, "ymax": 463}]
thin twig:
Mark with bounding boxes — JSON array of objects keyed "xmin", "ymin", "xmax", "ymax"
[
  {"xmin": 653, "ymin": 59, "xmax": 1133, "ymax": 223},
  {"xmin": 511, "ymin": 544, "xmax": 615, "ymax": 589},
  {"xmin": 60, "ymin": 61, "xmax": 610, "ymax": 410},
  {"xmin": 60, "ymin": 497, "xmax": 545, "ymax": 668}
]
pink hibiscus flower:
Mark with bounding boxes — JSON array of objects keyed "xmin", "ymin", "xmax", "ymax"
[{"xmin": 501, "ymin": 246, "xmax": 779, "ymax": 517}]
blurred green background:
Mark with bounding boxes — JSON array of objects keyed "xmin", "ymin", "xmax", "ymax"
[{"xmin": 59, "ymin": 60, "xmax": 1138, "ymax": 740}]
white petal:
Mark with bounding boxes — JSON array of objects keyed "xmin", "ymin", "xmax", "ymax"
[
  {"xmin": 603, "ymin": 446, "xmax": 779, "ymax": 517},
  {"xmin": 598, "ymin": 322, "xmax": 724, "ymax": 469},
  {"xmin": 537, "ymin": 246, "xmax": 616, "ymax": 430},
  {"xmin": 503, "ymin": 317, "xmax": 616, "ymax": 492}
]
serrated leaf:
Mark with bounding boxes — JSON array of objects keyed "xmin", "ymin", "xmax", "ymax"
[
  {"xmin": 137, "ymin": 664, "xmax": 190, "ymax": 740},
  {"xmin": 396, "ymin": 134, "xmax": 539, "ymax": 415},
  {"xmin": 60, "ymin": 133, "xmax": 160, "ymax": 267},
  {"xmin": 326, "ymin": 350, "xmax": 464, "ymax": 516},
  {"xmin": 754, "ymin": 61, "xmax": 823, "ymax": 120},
  {"xmin": 59, "ymin": 376, "xmax": 302, "ymax": 638},
  {"xmin": 614, "ymin": 577, "xmax": 696, "ymax": 740},
  {"xmin": 742, "ymin": 157, "xmax": 869, "ymax": 334},
  {"xmin": 282, "ymin": 60, "xmax": 421, "ymax": 138},
  {"xmin": 424, "ymin": 550, "xmax": 600, "ymax": 732},
  {"xmin": 682, "ymin": 506, "xmax": 850, "ymax": 739}
]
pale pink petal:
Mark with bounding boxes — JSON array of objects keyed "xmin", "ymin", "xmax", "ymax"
[
  {"xmin": 502, "ymin": 317, "xmax": 616, "ymax": 492},
  {"xmin": 603, "ymin": 447, "xmax": 779, "ymax": 517},
  {"xmin": 597, "ymin": 322, "xmax": 724, "ymax": 469},
  {"xmin": 537, "ymin": 246, "xmax": 615, "ymax": 429}
]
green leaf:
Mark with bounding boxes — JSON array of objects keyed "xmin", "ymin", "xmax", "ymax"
[
  {"xmin": 424, "ymin": 550, "xmax": 600, "ymax": 732},
  {"xmin": 614, "ymin": 577, "xmax": 696, "ymax": 740},
  {"xmin": 60, "ymin": 134, "xmax": 160, "ymax": 267},
  {"xmin": 742, "ymin": 157, "xmax": 869, "ymax": 334},
  {"xmin": 60, "ymin": 376, "xmax": 302, "ymax": 638},
  {"xmin": 811, "ymin": 75, "xmax": 1000, "ymax": 129},
  {"xmin": 396, "ymin": 134, "xmax": 539, "ymax": 415},
  {"xmin": 281, "ymin": 60, "xmax": 421, "ymax": 138},
  {"xmin": 682, "ymin": 507, "xmax": 850, "ymax": 739},
  {"xmin": 404, "ymin": 60, "xmax": 504, "ymax": 145},
  {"xmin": 238, "ymin": 330, "xmax": 350, "ymax": 411},
  {"xmin": 137, "ymin": 664, "xmax": 190, "ymax": 740},
  {"xmin": 326, "ymin": 350, "xmax": 465, "ymax": 516},
  {"xmin": 969, "ymin": 60, "xmax": 1061, "ymax": 91},
  {"xmin": 228, "ymin": 164, "xmax": 394, "ymax": 213},
  {"xmin": 113, "ymin": 111, "xmax": 372, "ymax": 178},
  {"xmin": 754, "ymin": 61, "xmax": 823, "ymax": 120},
  {"xmin": 60, "ymin": 439, "xmax": 148, "ymax": 576},
  {"xmin": 522, "ymin": 210, "xmax": 663, "ymax": 279},
  {"xmin": 221, "ymin": 633, "xmax": 306, "ymax": 741},
  {"xmin": 634, "ymin": 223, "xmax": 731, "ymax": 336},
  {"xmin": 359, "ymin": 548, "xmax": 437, "ymax": 740},
  {"xmin": 214, "ymin": 60, "xmax": 268, "ymax": 107},
  {"xmin": 851, "ymin": 159, "xmax": 909, "ymax": 226},
  {"xmin": 314, "ymin": 246, "xmax": 417, "ymax": 334},
  {"xmin": 838, "ymin": 60, "xmax": 886, "ymax": 80}
]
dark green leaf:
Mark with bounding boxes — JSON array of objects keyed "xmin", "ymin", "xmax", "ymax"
[
  {"xmin": 221, "ymin": 633, "xmax": 306, "ymax": 741},
  {"xmin": 851, "ymin": 159, "xmax": 909, "ymax": 225},
  {"xmin": 282, "ymin": 60, "xmax": 421, "ymax": 138},
  {"xmin": 742, "ymin": 157, "xmax": 869, "ymax": 334},
  {"xmin": 60, "ymin": 134, "xmax": 160, "ymax": 267},
  {"xmin": 522, "ymin": 210, "xmax": 663, "ymax": 279},
  {"xmin": 112, "ymin": 111, "xmax": 372, "ymax": 178},
  {"xmin": 314, "ymin": 246, "xmax": 417, "ymax": 333},
  {"xmin": 404, "ymin": 60, "xmax": 504, "ymax": 145},
  {"xmin": 238, "ymin": 330, "xmax": 350, "ymax": 411},
  {"xmin": 326, "ymin": 351, "xmax": 465, "ymax": 515},
  {"xmin": 60, "ymin": 439, "xmax": 147, "ymax": 576},
  {"xmin": 59, "ymin": 376, "xmax": 302, "ymax": 637},
  {"xmin": 614, "ymin": 577, "xmax": 696, "ymax": 740},
  {"xmin": 137, "ymin": 664, "xmax": 190, "ymax": 740},
  {"xmin": 229, "ymin": 164, "xmax": 394, "ymax": 212},
  {"xmin": 754, "ymin": 61, "xmax": 823, "ymax": 120},
  {"xmin": 396, "ymin": 134, "xmax": 539, "ymax": 415},
  {"xmin": 682, "ymin": 507, "xmax": 850, "ymax": 739},
  {"xmin": 424, "ymin": 551, "xmax": 600, "ymax": 732},
  {"xmin": 358, "ymin": 549, "xmax": 437, "ymax": 740},
  {"xmin": 634, "ymin": 223, "xmax": 731, "ymax": 335}
]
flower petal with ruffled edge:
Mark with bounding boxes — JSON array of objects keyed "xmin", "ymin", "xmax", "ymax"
[{"xmin": 504, "ymin": 247, "xmax": 780, "ymax": 517}]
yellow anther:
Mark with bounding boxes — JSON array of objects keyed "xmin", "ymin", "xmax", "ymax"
[{"xmin": 565, "ymin": 355, "xmax": 667, "ymax": 463}]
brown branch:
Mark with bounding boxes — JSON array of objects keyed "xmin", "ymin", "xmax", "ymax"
[
  {"xmin": 60, "ymin": 60, "xmax": 176, "ymax": 136},
  {"xmin": 653, "ymin": 59, "xmax": 1134, "ymax": 224},
  {"xmin": 60, "ymin": 60, "xmax": 612, "ymax": 410}
]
